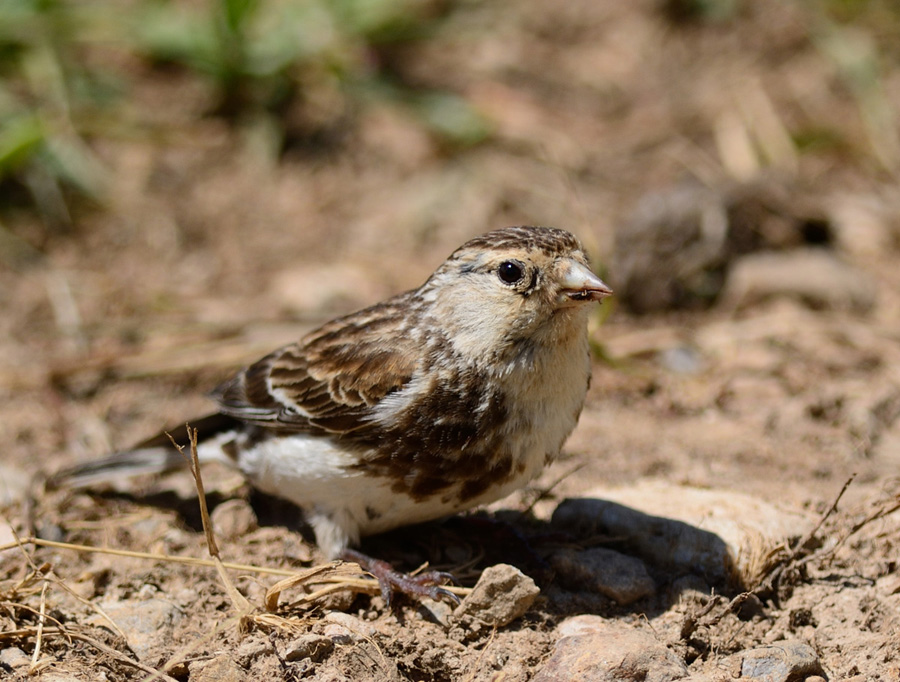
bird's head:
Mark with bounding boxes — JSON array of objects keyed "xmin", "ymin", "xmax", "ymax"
[{"xmin": 420, "ymin": 226, "xmax": 612, "ymax": 359}]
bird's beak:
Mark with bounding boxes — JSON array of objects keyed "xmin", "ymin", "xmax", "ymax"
[{"xmin": 557, "ymin": 260, "xmax": 613, "ymax": 305}]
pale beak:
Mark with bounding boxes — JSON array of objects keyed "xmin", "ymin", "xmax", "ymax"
[{"xmin": 557, "ymin": 260, "xmax": 613, "ymax": 304}]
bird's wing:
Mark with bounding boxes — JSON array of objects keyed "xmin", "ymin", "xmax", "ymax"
[{"xmin": 210, "ymin": 299, "xmax": 420, "ymax": 435}]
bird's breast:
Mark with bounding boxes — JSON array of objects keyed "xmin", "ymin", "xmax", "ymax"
[{"xmin": 357, "ymin": 318, "xmax": 590, "ymax": 508}]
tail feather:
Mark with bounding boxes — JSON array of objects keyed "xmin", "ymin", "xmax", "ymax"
[
  {"xmin": 47, "ymin": 447, "xmax": 187, "ymax": 489},
  {"xmin": 48, "ymin": 413, "xmax": 241, "ymax": 490}
]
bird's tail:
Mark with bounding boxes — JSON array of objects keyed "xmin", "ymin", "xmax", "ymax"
[{"xmin": 47, "ymin": 413, "xmax": 239, "ymax": 490}]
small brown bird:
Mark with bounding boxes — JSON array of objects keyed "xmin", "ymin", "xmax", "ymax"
[{"xmin": 52, "ymin": 226, "xmax": 612, "ymax": 601}]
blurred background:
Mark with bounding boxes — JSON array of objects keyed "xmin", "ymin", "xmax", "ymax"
[
  {"xmin": 2, "ymin": 3, "xmax": 900, "ymax": 677},
  {"xmin": 1, "ymin": 0, "xmax": 899, "ymax": 479}
]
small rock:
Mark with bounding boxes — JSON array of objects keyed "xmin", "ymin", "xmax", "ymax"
[
  {"xmin": 556, "ymin": 615, "xmax": 609, "ymax": 639},
  {"xmin": 552, "ymin": 482, "xmax": 814, "ymax": 588},
  {"xmin": 323, "ymin": 623, "xmax": 354, "ymax": 644},
  {"xmin": 90, "ymin": 597, "xmax": 184, "ymax": 661},
  {"xmin": 721, "ymin": 249, "xmax": 875, "ymax": 312},
  {"xmin": 419, "ymin": 597, "xmax": 454, "ymax": 627},
  {"xmin": 36, "ymin": 522, "xmax": 65, "ymax": 543},
  {"xmin": 0, "ymin": 523, "xmax": 19, "ymax": 562},
  {"xmin": 191, "ymin": 654, "xmax": 247, "ymax": 682},
  {"xmin": 233, "ymin": 634, "xmax": 274, "ymax": 667},
  {"xmin": 828, "ymin": 192, "xmax": 897, "ymax": 258},
  {"xmin": 210, "ymin": 499, "xmax": 258, "ymax": 539},
  {"xmin": 137, "ymin": 584, "xmax": 158, "ymax": 600},
  {"xmin": 0, "ymin": 464, "xmax": 30, "ymax": 506},
  {"xmin": 551, "ymin": 547, "xmax": 655, "ymax": 605},
  {"xmin": 0, "ymin": 646, "xmax": 30, "ymax": 668},
  {"xmin": 284, "ymin": 634, "xmax": 334, "ymax": 662},
  {"xmin": 322, "ymin": 612, "xmax": 376, "ymax": 643},
  {"xmin": 668, "ymin": 575, "xmax": 712, "ymax": 604},
  {"xmin": 534, "ymin": 620, "xmax": 688, "ymax": 682},
  {"xmin": 740, "ymin": 641, "xmax": 825, "ymax": 682},
  {"xmin": 658, "ymin": 346, "xmax": 705, "ymax": 374},
  {"xmin": 453, "ymin": 564, "xmax": 540, "ymax": 627},
  {"xmin": 876, "ymin": 573, "xmax": 900, "ymax": 596}
]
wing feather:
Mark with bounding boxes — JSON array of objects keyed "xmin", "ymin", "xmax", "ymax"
[{"xmin": 210, "ymin": 297, "xmax": 420, "ymax": 436}]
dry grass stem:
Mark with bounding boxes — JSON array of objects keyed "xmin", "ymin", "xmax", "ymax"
[
  {"xmin": 0, "ymin": 538, "xmax": 473, "ymax": 599},
  {"xmin": 1, "ymin": 625, "xmax": 178, "ymax": 681},
  {"xmin": 29, "ymin": 580, "xmax": 49, "ymax": 671},
  {"xmin": 174, "ymin": 425, "xmax": 252, "ymax": 618}
]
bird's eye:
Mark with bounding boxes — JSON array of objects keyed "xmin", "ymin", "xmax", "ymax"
[{"xmin": 497, "ymin": 260, "xmax": 525, "ymax": 284}]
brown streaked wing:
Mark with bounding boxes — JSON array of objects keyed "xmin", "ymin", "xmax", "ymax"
[{"xmin": 210, "ymin": 298, "xmax": 420, "ymax": 435}]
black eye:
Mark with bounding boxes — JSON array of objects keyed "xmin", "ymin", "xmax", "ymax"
[{"xmin": 497, "ymin": 260, "xmax": 525, "ymax": 284}]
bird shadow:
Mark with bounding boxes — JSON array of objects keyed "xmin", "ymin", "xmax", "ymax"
[
  {"xmin": 358, "ymin": 497, "xmax": 747, "ymax": 619},
  {"xmin": 56, "ymin": 485, "xmax": 746, "ymax": 618}
]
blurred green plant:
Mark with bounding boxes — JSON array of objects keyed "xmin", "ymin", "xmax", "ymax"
[
  {"xmin": 808, "ymin": 0, "xmax": 900, "ymax": 172},
  {"xmin": 660, "ymin": 0, "xmax": 741, "ymax": 24},
  {"xmin": 0, "ymin": 0, "xmax": 112, "ymax": 231},
  {"xmin": 0, "ymin": 0, "xmax": 489, "ymax": 236},
  {"xmin": 134, "ymin": 0, "xmax": 490, "ymax": 153}
]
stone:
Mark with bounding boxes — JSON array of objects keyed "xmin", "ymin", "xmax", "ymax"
[
  {"xmin": 556, "ymin": 614, "xmax": 611, "ymax": 638},
  {"xmin": 0, "ymin": 646, "xmax": 30, "ymax": 669},
  {"xmin": 89, "ymin": 597, "xmax": 184, "ymax": 661},
  {"xmin": 721, "ymin": 249, "xmax": 876, "ymax": 312},
  {"xmin": 739, "ymin": 641, "xmax": 824, "ymax": 682},
  {"xmin": 322, "ymin": 612, "xmax": 377, "ymax": 644},
  {"xmin": 284, "ymin": 634, "xmax": 334, "ymax": 662},
  {"xmin": 0, "ymin": 522, "xmax": 19, "ymax": 562},
  {"xmin": 418, "ymin": 597, "xmax": 454, "ymax": 627},
  {"xmin": 191, "ymin": 654, "xmax": 247, "ymax": 682},
  {"xmin": 453, "ymin": 564, "xmax": 540, "ymax": 627},
  {"xmin": 0, "ymin": 464, "xmax": 30, "ymax": 506},
  {"xmin": 551, "ymin": 547, "xmax": 655, "ymax": 605},
  {"xmin": 210, "ymin": 498, "xmax": 258, "ymax": 539},
  {"xmin": 552, "ymin": 482, "xmax": 814, "ymax": 589},
  {"xmin": 233, "ymin": 634, "xmax": 274, "ymax": 667},
  {"xmin": 534, "ymin": 620, "xmax": 688, "ymax": 682}
]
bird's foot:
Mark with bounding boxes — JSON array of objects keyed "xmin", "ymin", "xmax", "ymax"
[{"xmin": 340, "ymin": 548, "xmax": 460, "ymax": 607}]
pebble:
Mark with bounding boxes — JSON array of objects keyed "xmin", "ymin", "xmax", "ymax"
[
  {"xmin": 0, "ymin": 522, "xmax": 18, "ymax": 561},
  {"xmin": 738, "ymin": 641, "xmax": 825, "ymax": 682},
  {"xmin": 322, "ymin": 612, "xmax": 376, "ymax": 644},
  {"xmin": 556, "ymin": 615, "xmax": 611, "ymax": 639},
  {"xmin": 0, "ymin": 646, "xmax": 30, "ymax": 669},
  {"xmin": 453, "ymin": 563, "xmax": 540, "ymax": 627},
  {"xmin": 418, "ymin": 597, "xmax": 454, "ymax": 627},
  {"xmin": 551, "ymin": 547, "xmax": 655, "ymax": 605},
  {"xmin": 190, "ymin": 654, "xmax": 247, "ymax": 682},
  {"xmin": 552, "ymin": 482, "xmax": 814, "ymax": 588},
  {"xmin": 0, "ymin": 464, "xmax": 30, "ymax": 506},
  {"xmin": 233, "ymin": 634, "xmax": 274, "ymax": 667},
  {"xmin": 535, "ymin": 618, "xmax": 688, "ymax": 681},
  {"xmin": 284, "ymin": 634, "xmax": 334, "ymax": 662},
  {"xmin": 210, "ymin": 498, "xmax": 258, "ymax": 539},
  {"xmin": 721, "ymin": 249, "xmax": 876, "ymax": 312},
  {"xmin": 89, "ymin": 597, "xmax": 184, "ymax": 661}
]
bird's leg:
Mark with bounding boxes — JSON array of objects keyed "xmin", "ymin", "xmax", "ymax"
[{"xmin": 340, "ymin": 548, "xmax": 460, "ymax": 607}]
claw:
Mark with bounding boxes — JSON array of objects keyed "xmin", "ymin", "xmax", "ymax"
[{"xmin": 340, "ymin": 549, "xmax": 460, "ymax": 607}]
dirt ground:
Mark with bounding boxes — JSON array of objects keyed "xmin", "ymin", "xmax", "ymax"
[{"xmin": 2, "ymin": 0, "xmax": 900, "ymax": 680}]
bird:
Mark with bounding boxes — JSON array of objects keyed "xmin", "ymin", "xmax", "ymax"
[{"xmin": 50, "ymin": 225, "xmax": 612, "ymax": 602}]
